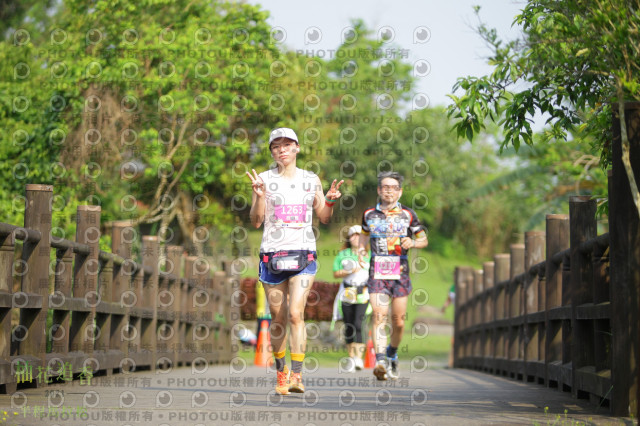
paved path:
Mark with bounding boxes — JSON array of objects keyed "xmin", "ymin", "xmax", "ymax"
[{"xmin": 0, "ymin": 363, "xmax": 633, "ymax": 426}]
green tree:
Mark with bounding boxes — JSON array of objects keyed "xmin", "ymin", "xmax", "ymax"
[
  {"xmin": 1, "ymin": 1, "xmax": 553, "ymax": 262},
  {"xmin": 0, "ymin": 0, "xmax": 55, "ymax": 40},
  {"xmin": 396, "ymin": 107, "xmax": 532, "ymax": 258},
  {"xmin": 448, "ymin": 1, "xmax": 640, "ymax": 217},
  {"xmin": 1, "ymin": 0, "xmax": 293, "ymax": 255},
  {"xmin": 323, "ymin": 20, "xmax": 414, "ymax": 207},
  {"xmin": 469, "ymin": 134, "xmax": 608, "ymax": 231}
]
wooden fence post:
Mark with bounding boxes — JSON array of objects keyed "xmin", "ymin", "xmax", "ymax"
[
  {"xmin": 192, "ymin": 256, "xmax": 211, "ymax": 363},
  {"xmin": 524, "ymin": 231, "xmax": 545, "ymax": 382},
  {"xmin": 70, "ymin": 205, "xmax": 100, "ymax": 358},
  {"xmin": 111, "ymin": 221, "xmax": 134, "ymax": 371},
  {"xmin": 569, "ymin": 196, "xmax": 597, "ymax": 399},
  {"xmin": 51, "ymin": 238, "xmax": 72, "ymax": 375},
  {"xmin": 214, "ymin": 270, "xmax": 229, "ymax": 363},
  {"xmin": 592, "ymin": 222, "xmax": 610, "ymax": 376},
  {"xmin": 184, "ymin": 256, "xmax": 196, "ymax": 364},
  {"xmin": 178, "ymin": 253, "xmax": 188, "ymax": 365},
  {"xmin": 472, "ymin": 269, "xmax": 483, "ymax": 362},
  {"xmin": 19, "ymin": 184, "xmax": 53, "ymax": 384},
  {"xmin": 483, "ymin": 261, "xmax": 494, "ymax": 372},
  {"xmin": 142, "ymin": 236, "xmax": 159, "ymax": 369},
  {"xmin": 130, "ymin": 253, "xmax": 144, "ymax": 365},
  {"xmin": 464, "ymin": 267, "xmax": 475, "ymax": 362},
  {"xmin": 452, "ymin": 266, "xmax": 461, "ymax": 368},
  {"xmin": 609, "ymin": 102, "xmax": 640, "ymax": 417},
  {"xmin": 96, "ymin": 255, "xmax": 112, "ymax": 357},
  {"xmin": 545, "ymin": 214, "xmax": 569, "ymax": 389},
  {"xmin": 223, "ymin": 269, "xmax": 239, "ymax": 364},
  {"xmin": 509, "ymin": 244, "xmax": 525, "ymax": 379},
  {"xmin": 494, "ymin": 253, "xmax": 510, "ymax": 373},
  {"xmin": 165, "ymin": 246, "xmax": 183, "ymax": 368},
  {"xmin": 453, "ymin": 266, "xmax": 472, "ymax": 368},
  {"xmin": 0, "ymin": 231, "xmax": 15, "ymax": 392}
]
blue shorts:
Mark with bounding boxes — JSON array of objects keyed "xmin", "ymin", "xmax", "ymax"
[{"xmin": 259, "ymin": 260, "xmax": 317, "ymax": 285}]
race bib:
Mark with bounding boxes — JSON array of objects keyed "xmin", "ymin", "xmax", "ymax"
[
  {"xmin": 374, "ymin": 256, "xmax": 401, "ymax": 280},
  {"xmin": 275, "ymin": 257, "xmax": 301, "ymax": 270},
  {"xmin": 274, "ymin": 204, "xmax": 307, "ymax": 227}
]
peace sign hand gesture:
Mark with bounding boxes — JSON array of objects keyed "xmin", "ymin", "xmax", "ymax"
[
  {"xmin": 246, "ymin": 169, "xmax": 265, "ymax": 198},
  {"xmin": 325, "ymin": 179, "xmax": 345, "ymax": 202}
]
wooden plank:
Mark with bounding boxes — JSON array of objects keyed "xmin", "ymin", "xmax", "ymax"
[
  {"xmin": 524, "ymin": 360, "xmax": 545, "ymax": 383},
  {"xmin": 575, "ymin": 302, "xmax": 610, "ymax": 320},
  {"xmin": 574, "ymin": 366, "xmax": 612, "ymax": 400},
  {"xmin": 49, "ymin": 296, "xmax": 93, "ymax": 312},
  {"xmin": 95, "ymin": 301, "xmax": 127, "ymax": 316},
  {"xmin": 129, "ymin": 307, "xmax": 154, "ymax": 319},
  {"xmin": 547, "ymin": 361, "xmax": 573, "ymax": 390},
  {"xmin": 527, "ymin": 311, "xmax": 546, "ymax": 324},
  {"xmin": 548, "ymin": 306, "xmax": 572, "ymax": 321},
  {"xmin": 10, "ymin": 293, "xmax": 42, "ymax": 309}
]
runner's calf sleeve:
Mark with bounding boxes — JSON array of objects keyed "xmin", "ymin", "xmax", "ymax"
[
  {"xmin": 386, "ymin": 345, "xmax": 398, "ymax": 359},
  {"xmin": 291, "ymin": 353, "xmax": 305, "ymax": 373},
  {"xmin": 274, "ymin": 350, "xmax": 286, "ymax": 372}
]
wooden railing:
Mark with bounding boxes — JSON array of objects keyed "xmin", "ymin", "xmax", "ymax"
[
  {"xmin": 0, "ymin": 184, "xmax": 238, "ymax": 393},
  {"xmin": 454, "ymin": 197, "xmax": 613, "ymax": 400},
  {"xmin": 454, "ymin": 105, "xmax": 640, "ymax": 418}
]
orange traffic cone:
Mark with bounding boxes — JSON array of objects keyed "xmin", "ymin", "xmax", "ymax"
[
  {"xmin": 254, "ymin": 320, "xmax": 273, "ymax": 367},
  {"xmin": 364, "ymin": 332, "xmax": 376, "ymax": 369}
]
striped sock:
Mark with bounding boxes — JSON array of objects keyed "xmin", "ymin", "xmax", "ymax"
[
  {"xmin": 274, "ymin": 350, "xmax": 286, "ymax": 372},
  {"xmin": 290, "ymin": 353, "xmax": 305, "ymax": 373}
]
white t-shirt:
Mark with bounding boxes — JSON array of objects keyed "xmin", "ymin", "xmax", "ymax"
[{"xmin": 258, "ymin": 168, "xmax": 319, "ymax": 253}]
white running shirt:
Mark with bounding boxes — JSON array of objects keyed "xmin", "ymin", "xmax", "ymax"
[{"xmin": 258, "ymin": 168, "xmax": 319, "ymax": 252}]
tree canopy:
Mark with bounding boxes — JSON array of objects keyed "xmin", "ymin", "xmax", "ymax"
[
  {"xmin": 448, "ymin": 0, "xmax": 639, "ymax": 216},
  {"xmin": 0, "ymin": 0, "xmax": 603, "ymax": 259}
]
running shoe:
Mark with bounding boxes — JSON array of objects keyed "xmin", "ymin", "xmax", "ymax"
[
  {"xmin": 387, "ymin": 356, "xmax": 399, "ymax": 380},
  {"xmin": 288, "ymin": 371, "xmax": 305, "ymax": 393},
  {"xmin": 275, "ymin": 365, "xmax": 290, "ymax": 395},
  {"xmin": 342, "ymin": 357, "xmax": 356, "ymax": 373},
  {"xmin": 373, "ymin": 359, "xmax": 388, "ymax": 381},
  {"xmin": 354, "ymin": 357, "xmax": 364, "ymax": 371}
]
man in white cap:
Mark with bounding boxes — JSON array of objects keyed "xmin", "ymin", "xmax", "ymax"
[{"xmin": 246, "ymin": 127, "xmax": 344, "ymax": 395}]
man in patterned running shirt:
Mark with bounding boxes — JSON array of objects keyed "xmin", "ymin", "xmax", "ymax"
[{"xmin": 358, "ymin": 171, "xmax": 428, "ymax": 380}]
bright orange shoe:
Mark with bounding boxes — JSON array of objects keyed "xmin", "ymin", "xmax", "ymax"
[
  {"xmin": 288, "ymin": 372, "xmax": 305, "ymax": 393},
  {"xmin": 276, "ymin": 365, "xmax": 290, "ymax": 395}
]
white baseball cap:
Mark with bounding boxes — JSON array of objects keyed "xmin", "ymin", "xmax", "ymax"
[
  {"xmin": 269, "ymin": 127, "xmax": 298, "ymax": 147},
  {"xmin": 347, "ymin": 225, "xmax": 362, "ymax": 237}
]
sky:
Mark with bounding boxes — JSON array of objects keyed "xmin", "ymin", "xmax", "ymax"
[{"xmin": 247, "ymin": 0, "xmax": 526, "ymax": 108}]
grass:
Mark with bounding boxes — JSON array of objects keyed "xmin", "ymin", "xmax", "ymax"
[{"xmin": 235, "ymin": 227, "xmax": 478, "ymax": 368}]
